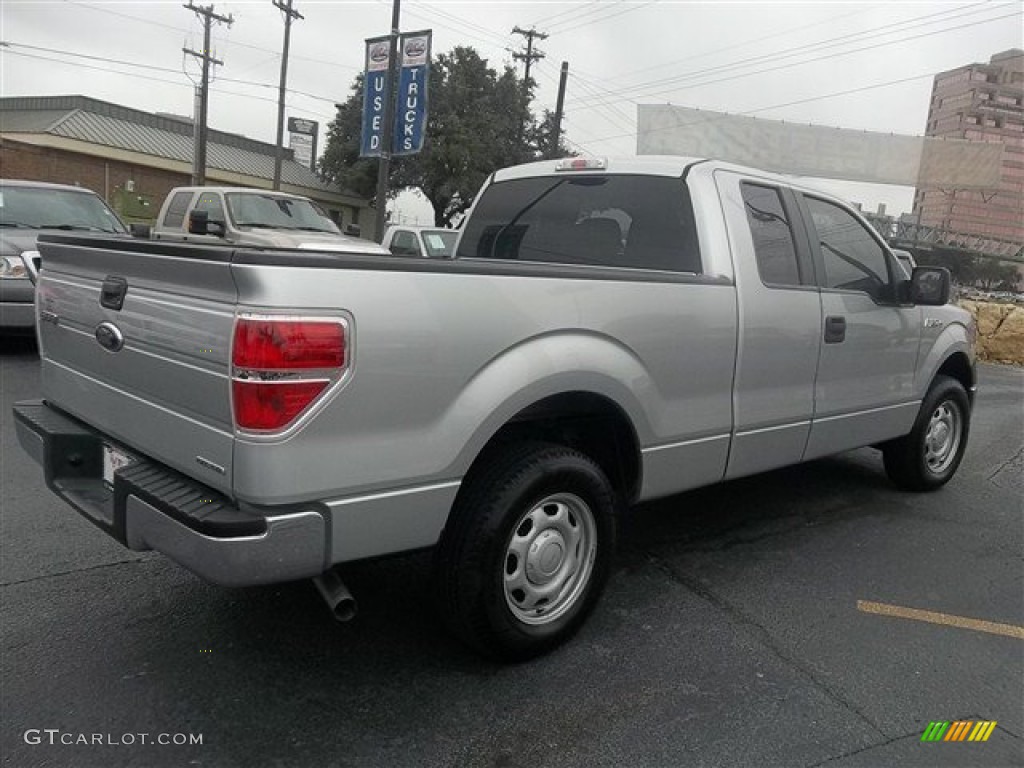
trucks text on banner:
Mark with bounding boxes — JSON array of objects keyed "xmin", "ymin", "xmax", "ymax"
[{"xmin": 393, "ymin": 31, "xmax": 431, "ymax": 156}]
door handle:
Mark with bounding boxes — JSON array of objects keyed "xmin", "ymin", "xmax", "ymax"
[{"xmin": 824, "ymin": 315, "xmax": 846, "ymax": 344}]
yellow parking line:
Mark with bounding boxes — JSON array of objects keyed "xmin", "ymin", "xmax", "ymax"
[{"xmin": 857, "ymin": 600, "xmax": 1024, "ymax": 640}]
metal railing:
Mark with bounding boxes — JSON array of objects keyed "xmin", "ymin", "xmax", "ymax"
[{"xmin": 861, "ymin": 212, "xmax": 1023, "ymax": 262}]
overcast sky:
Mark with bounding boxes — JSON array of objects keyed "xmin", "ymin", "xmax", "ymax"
[{"xmin": 2, "ymin": 0, "xmax": 1021, "ymax": 222}]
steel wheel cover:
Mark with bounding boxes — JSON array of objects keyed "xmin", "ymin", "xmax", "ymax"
[
  {"xmin": 502, "ymin": 492, "xmax": 598, "ymax": 626},
  {"xmin": 924, "ymin": 400, "xmax": 962, "ymax": 475}
]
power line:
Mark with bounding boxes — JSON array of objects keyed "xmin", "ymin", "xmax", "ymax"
[
  {"xmin": 567, "ymin": 2, "xmax": 1007, "ymax": 107},
  {"xmin": 401, "ymin": 5, "xmax": 512, "ymax": 51},
  {"xmin": 544, "ymin": 0, "xmax": 628, "ymax": 32},
  {"xmin": 413, "ymin": 1, "xmax": 515, "ymax": 49},
  {"xmin": 596, "ymin": 5, "xmax": 867, "ymax": 85},
  {"xmin": 67, "ymin": 0, "xmax": 360, "ymax": 72},
  {"xmin": 547, "ymin": 0, "xmax": 659, "ymax": 35},
  {"xmin": 0, "ymin": 48, "xmax": 334, "ymax": 121},
  {"xmin": 581, "ymin": 71, "xmax": 942, "ymax": 147},
  {"xmin": 530, "ymin": 0, "xmax": 602, "ymax": 29},
  {"xmin": 535, "ymin": 60, "xmax": 634, "ymax": 136},
  {"xmin": 5, "ymin": 41, "xmax": 188, "ymax": 75},
  {"xmin": 567, "ymin": 7, "xmax": 1018, "ymax": 108},
  {"xmin": 565, "ymin": 65, "xmax": 635, "ymax": 128},
  {"xmin": 1, "ymin": 41, "xmax": 340, "ymax": 104}
]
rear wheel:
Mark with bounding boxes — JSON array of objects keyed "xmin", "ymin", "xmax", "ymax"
[
  {"xmin": 883, "ymin": 375, "xmax": 970, "ymax": 491},
  {"xmin": 433, "ymin": 442, "xmax": 616, "ymax": 661}
]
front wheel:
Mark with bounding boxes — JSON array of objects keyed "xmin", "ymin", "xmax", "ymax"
[
  {"xmin": 433, "ymin": 442, "xmax": 617, "ymax": 661},
  {"xmin": 883, "ymin": 375, "xmax": 970, "ymax": 491}
]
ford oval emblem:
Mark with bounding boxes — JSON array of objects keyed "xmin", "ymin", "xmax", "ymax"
[{"xmin": 95, "ymin": 322, "xmax": 125, "ymax": 352}]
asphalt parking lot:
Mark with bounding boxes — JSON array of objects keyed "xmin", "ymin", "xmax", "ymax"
[{"xmin": 2, "ymin": 336, "xmax": 1022, "ymax": 768}]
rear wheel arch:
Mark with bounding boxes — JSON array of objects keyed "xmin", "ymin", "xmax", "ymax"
[
  {"xmin": 459, "ymin": 390, "xmax": 643, "ymax": 507},
  {"xmin": 433, "ymin": 440, "xmax": 618, "ymax": 659}
]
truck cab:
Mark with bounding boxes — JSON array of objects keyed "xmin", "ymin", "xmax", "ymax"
[{"xmin": 150, "ymin": 186, "xmax": 380, "ymax": 254}]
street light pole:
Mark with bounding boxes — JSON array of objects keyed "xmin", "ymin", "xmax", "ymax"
[{"xmin": 373, "ymin": 0, "xmax": 401, "ymax": 243}]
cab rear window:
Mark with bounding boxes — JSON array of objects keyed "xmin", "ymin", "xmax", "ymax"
[{"xmin": 457, "ymin": 175, "xmax": 701, "ymax": 273}]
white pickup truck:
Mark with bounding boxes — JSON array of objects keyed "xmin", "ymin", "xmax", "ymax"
[
  {"xmin": 381, "ymin": 224, "xmax": 458, "ymax": 258},
  {"xmin": 14, "ymin": 156, "xmax": 975, "ymax": 660}
]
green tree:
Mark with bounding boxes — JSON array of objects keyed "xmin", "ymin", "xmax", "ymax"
[
  {"xmin": 531, "ymin": 108, "xmax": 574, "ymax": 160},
  {"xmin": 319, "ymin": 46, "xmax": 571, "ymax": 227}
]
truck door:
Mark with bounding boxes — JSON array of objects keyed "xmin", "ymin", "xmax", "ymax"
[
  {"xmin": 715, "ymin": 171, "xmax": 823, "ymax": 479},
  {"xmin": 795, "ymin": 193, "xmax": 921, "ymax": 459}
]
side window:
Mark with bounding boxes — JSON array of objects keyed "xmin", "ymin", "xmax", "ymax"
[
  {"xmin": 390, "ymin": 230, "xmax": 421, "ymax": 257},
  {"xmin": 456, "ymin": 175, "xmax": 701, "ymax": 273},
  {"xmin": 194, "ymin": 192, "xmax": 226, "ymax": 224},
  {"xmin": 163, "ymin": 191, "xmax": 194, "ymax": 229},
  {"xmin": 740, "ymin": 183, "xmax": 801, "ymax": 287},
  {"xmin": 804, "ymin": 196, "xmax": 892, "ymax": 301}
]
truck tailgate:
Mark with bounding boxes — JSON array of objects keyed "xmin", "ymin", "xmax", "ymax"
[{"xmin": 34, "ymin": 236, "xmax": 237, "ymax": 495}]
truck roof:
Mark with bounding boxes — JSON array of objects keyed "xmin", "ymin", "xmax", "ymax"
[
  {"xmin": 490, "ymin": 156, "xmax": 837, "ymax": 198},
  {"xmin": 166, "ymin": 186, "xmax": 312, "ymax": 200}
]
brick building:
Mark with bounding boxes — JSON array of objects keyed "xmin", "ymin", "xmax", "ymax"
[
  {"xmin": 913, "ymin": 49, "xmax": 1024, "ymax": 243},
  {"xmin": 0, "ymin": 95, "xmax": 374, "ymax": 237}
]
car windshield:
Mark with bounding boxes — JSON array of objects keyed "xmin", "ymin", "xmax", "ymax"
[
  {"xmin": 225, "ymin": 193, "xmax": 341, "ymax": 233},
  {"xmin": 0, "ymin": 185, "xmax": 127, "ymax": 233},
  {"xmin": 421, "ymin": 230, "xmax": 458, "ymax": 257}
]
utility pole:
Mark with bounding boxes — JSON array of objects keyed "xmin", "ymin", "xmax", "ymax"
[
  {"xmin": 511, "ymin": 26, "xmax": 547, "ymax": 88},
  {"xmin": 373, "ymin": 0, "xmax": 401, "ymax": 243},
  {"xmin": 511, "ymin": 26, "xmax": 546, "ymax": 150},
  {"xmin": 184, "ymin": 2, "xmax": 233, "ymax": 186},
  {"xmin": 273, "ymin": 0, "xmax": 303, "ymax": 190},
  {"xmin": 550, "ymin": 61, "xmax": 568, "ymax": 159}
]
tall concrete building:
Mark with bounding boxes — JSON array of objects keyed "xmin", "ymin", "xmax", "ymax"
[{"xmin": 913, "ymin": 49, "xmax": 1024, "ymax": 243}]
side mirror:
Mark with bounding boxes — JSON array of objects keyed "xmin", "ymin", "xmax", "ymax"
[
  {"xmin": 909, "ymin": 266, "xmax": 951, "ymax": 306},
  {"xmin": 129, "ymin": 223, "xmax": 151, "ymax": 239},
  {"xmin": 188, "ymin": 210, "xmax": 225, "ymax": 237},
  {"xmin": 188, "ymin": 209, "xmax": 209, "ymax": 235}
]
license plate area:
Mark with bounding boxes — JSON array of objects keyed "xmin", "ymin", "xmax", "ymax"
[{"xmin": 103, "ymin": 442, "xmax": 136, "ymax": 488}]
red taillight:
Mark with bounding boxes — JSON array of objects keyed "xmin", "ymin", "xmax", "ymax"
[
  {"xmin": 233, "ymin": 318, "xmax": 344, "ymax": 369},
  {"xmin": 231, "ymin": 316, "xmax": 347, "ymax": 431},
  {"xmin": 232, "ymin": 380, "xmax": 329, "ymax": 430}
]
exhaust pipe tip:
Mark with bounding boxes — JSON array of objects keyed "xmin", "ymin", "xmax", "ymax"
[
  {"xmin": 313, "ymin": 569, "xmax": 357, "ymax": 623},
  {"xmin": 331, "ymin": 596, "xmax": 358, "ymax": 623}
]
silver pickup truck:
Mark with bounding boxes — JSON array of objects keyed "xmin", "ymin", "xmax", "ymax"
[{"xmin": 14, "ymin": 156, "xmax": 976, "ymax": 660}]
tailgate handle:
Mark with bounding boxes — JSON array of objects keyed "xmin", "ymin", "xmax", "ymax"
[{"xmin": 100, "ymin": 276, "xmax": 128, "ymax": 311}]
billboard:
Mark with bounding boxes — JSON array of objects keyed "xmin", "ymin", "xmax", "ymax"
[
  {"xmin": 287, "ymin": 117, "xmax": 318, "ymax": 170},
  {"xmin": 636, "ymin": 105, "xmax": 1004, "ymax": 189}
]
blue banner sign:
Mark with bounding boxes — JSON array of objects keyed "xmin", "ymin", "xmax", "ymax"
[
  {"xmin": 393, "ymin": 31, "xmax": 431, "ymax": 156},
  {"xmin": 360, "ymin": 36, "xmax": 391, "ymax": 158}
]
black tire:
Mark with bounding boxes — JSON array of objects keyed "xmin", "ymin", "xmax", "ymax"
[
  {"xmin": 883, "ymin": 375, "xmax": 970, "ymax": 492},
  {"xmin": 433, "ymin": 442, "xmax": 617, "ymax": 661}
]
